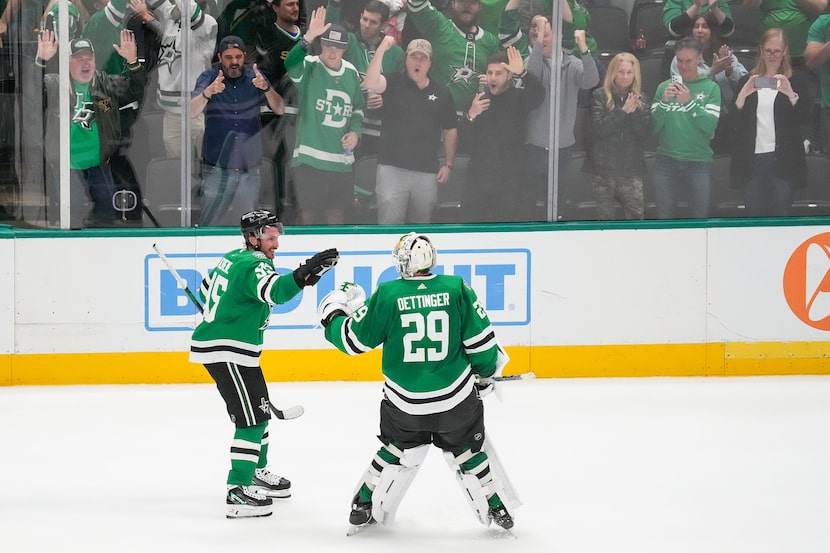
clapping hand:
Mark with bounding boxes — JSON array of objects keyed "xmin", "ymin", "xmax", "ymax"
[
  {"xmin": 711, "ymin": 45, "xmax": 733, "ymax": 76},
  {"xmin": 621, "ymin": 91, "xmax": 640, "ymax": 113}
]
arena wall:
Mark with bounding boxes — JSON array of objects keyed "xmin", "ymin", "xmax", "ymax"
[{"xmin": 2, "ymin": 220, "xmax": 829, "ymax": 385}]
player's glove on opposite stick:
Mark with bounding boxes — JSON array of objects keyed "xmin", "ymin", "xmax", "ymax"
[{"xmin": 294, "ymin": 248, "xmax": 340, "ymax": 287}]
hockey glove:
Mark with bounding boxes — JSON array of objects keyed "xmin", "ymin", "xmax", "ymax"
[
  {"xmin": 475, "ymin": 375, "xmax": 497, "ymax": 398},
  {"xmin": 318, "ymin": 282, "xmax": 366, "ymax": 327},
  {"xmin": 294, "ymin": 248, "xmax": 340, "ymax": 287}
]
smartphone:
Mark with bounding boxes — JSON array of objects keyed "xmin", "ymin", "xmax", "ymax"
[
  {"xmin": 671, "ymin": 74, "xmax": 683, "ymax": 86},
  {"xmin": 755, "ymin": 76, "xmax": 779, "ymax": 89},
  {"xmin": 478, "ymin": 81, "xmax": 490, "ymax": 100}
]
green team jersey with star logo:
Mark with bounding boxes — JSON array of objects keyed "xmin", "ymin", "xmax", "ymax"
[
  {"xmin": 324, "ymin": 274, "xmax": 499, "ymax": 415},
  {"xmin": 70, "ymin": 83, "xmax": 101, "ymax": 170},
  {"xmin": 651, "ymin": 74, "xmax": 721, "ymax": 162},
  {"xmin": 408, "ymin": 0, "xmax": 504, "ymax": 112},
  {"xmin": 189, "ymin": 248, "xmax": 302, "ymax": 367},
  {"xmin": 285, "ymin": 42, "xmax": 365, "ymax": 172}
]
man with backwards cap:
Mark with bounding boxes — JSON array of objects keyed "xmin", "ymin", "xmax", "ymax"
[
  {"xmin": 284, "ymin": 7, "xmax": 365, "ymax": 225},
  {"xmin": 363, "ymin": 36, "xmax": 458, "ymax": 224},
  {"xmin": 191, "ymin": 34, "xmax": 285, "ymax": 226}
]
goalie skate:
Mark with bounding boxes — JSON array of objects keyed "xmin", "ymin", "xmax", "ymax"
[{"xmin": 346, "ymin": 496, "xmax": 376, "ymax": 536}]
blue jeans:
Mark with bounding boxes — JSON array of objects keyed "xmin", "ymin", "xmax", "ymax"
[
  {"xmin": 744, "ymin": 152, "xmax": 793, "ymax": 217},
  {"xmin": 70, "ymin": 165, "xmax": 118, "ymax": 227},
  {"xmin": 651, "ymin": 155, "xmax": 712, "ymax": 219},
  {"xmin": 200, "ymin": 164, "xmax": 261, "ymax": 226}
]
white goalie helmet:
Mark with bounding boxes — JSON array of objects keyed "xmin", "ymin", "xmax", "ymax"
[{"xmin": 393, "ymin": 232, "xmax": 436, "ymax": 278}]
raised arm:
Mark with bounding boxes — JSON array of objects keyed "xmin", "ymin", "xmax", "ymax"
[{"xmin": 364, "ymin": 35, "xmax": 394, "ymax": 94}]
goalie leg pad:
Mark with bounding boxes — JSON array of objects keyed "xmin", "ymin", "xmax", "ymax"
[
  {"xmin": 482, "ymin": 438, "xmax": 521, "ymax": 511},
  {"xmin": 444, "ymin": 439, "xmax": 520, "ymax": 527},
  {"xmin": 444, "ymin": 449, "xmax": 493, "ymax": 526},
  {"xmin": 355, "ymin": 443, "xmax": 429, "ymax": 526}
]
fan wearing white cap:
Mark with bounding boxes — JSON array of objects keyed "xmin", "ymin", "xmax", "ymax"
[
  {"xmin": 324, "ymin": 0, "xmax": 405, "ymax": 156},
  {"xmin": 284, "ymin": 6, "xmax": 365, "ymax": 225}
]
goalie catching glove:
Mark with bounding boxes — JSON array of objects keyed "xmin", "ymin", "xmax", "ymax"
[
  {"xmin": 318, "ymin": 282, "xmax": 366, "ymax": 327},
  {"xmin": 293, "ymin": 248, "xmax": 339, "ymax": 287}
]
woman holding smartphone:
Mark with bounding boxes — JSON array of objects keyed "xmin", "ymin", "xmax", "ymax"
[{"xmin": 730, "ymin": 28, "xmax": 810, "ymax": 217}]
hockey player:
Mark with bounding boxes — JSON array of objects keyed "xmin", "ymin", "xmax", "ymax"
[
  {"xmin": 189, "ymin": 210, "xmax": 339, "ymax": 518},
  {"xmin": 318, "ymin": 232, "xmax": 517, "ymax": 532}
]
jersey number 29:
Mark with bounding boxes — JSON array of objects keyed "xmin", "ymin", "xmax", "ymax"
[{"xmin": 401, "ymin": 311, "xmax": 449, "ymax": 363}]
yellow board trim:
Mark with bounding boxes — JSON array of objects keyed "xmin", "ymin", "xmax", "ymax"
[{"xmin": 3, "ymin": 342, "xmax": 830, "ymax": 385}]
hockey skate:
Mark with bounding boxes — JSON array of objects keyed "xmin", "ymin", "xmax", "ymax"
[
  {"xmin": 251, "ymin": 468, "xmax": 292, "ymax": 498},
  {"xmin": 226, "ymin": 485, "xmax": 274, "ymax": 519},
  {"xmin": 489, "ymin": 505, "xmax": 514, "ymax": 530},
  {"xmin": 346, "ymin": 496, "xmax": 375, "ymax": 535}
]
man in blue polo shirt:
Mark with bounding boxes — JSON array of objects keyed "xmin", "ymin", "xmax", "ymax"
[
  {"xmin": 363, "ymin": 36, "xmax": 458, "ymax": 224},
  {"xmin": 191, "ymin": 35, "xmax": 285, "ymax": 226}
]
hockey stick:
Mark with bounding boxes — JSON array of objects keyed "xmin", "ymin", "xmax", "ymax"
[
  {"xmin": 494, "ymin": 372, "xmax": 536, "ymax": 382},
  {"xmin": 151, "ymin": 244, "xmax": 303, "ymax": 420},
  {"xmin": 152, "ymin": 243, "xmax": 204, "ymax": 314}
]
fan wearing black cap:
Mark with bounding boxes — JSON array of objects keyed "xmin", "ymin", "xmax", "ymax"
[
  {"xmin": 28, "ymin": 29, "xmax": 147, "ymax": 227},
  {"xmin": 190, "ymin": 34, "xmax": 285, "ymax": 226},
  {"xmin": 284, "ymin": 7, "xmax": 365, "ymax": 225}
]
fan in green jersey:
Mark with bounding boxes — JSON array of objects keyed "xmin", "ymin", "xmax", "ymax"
[
  {"xmin": 320, "ymin": 232, "xmax": 518, "ymax": 533},
  {"xmin": 189, "ymin": 209, "xmax": 339, "ymax": 518}
]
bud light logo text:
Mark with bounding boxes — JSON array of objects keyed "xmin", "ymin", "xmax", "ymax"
[{"xmin": 144, "ymin": 249, "xmax": 530, "ymax": 331}]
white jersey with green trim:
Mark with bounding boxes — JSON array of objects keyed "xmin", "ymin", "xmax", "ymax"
[
  {"xmin": 189, "ymin": 248, "xmax": 303, "ymax": 366},
  {"xmin": 324, "ymin": 274, "xmax": 499, "ymax": 415}
]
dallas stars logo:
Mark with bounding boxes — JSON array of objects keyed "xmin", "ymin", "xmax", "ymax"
[
  {"xmin": 259, "ymin": 397, "xmax": 270, "ymax": 414},
  {"xmin": 449, "ymin": 64, "xmax": 477, "ymax": 85},
  {"xmin": 72, "ymin": 92, "xmax": 95, "ymax": 130},
  {"xmin": 427, "ymin": 94, "xmax": 437, "ymax": 102},
  {"xmin": 157, "ymin": 33, "xmax": 182, "ymax": 75}
]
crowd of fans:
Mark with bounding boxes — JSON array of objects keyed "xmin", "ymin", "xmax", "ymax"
[{"xmin": 0, "ymin": 0, "xmax": 829, "ymax": 227}]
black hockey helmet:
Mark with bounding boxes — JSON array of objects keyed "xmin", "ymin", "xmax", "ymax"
[{"xmin": 241, "ymin": 209, "xmax": 283, "ymax": 241}]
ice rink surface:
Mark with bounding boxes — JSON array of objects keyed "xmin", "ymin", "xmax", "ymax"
[{"xmin": 3, "ymin": 376, "xmax": 830, "ymax": 553}]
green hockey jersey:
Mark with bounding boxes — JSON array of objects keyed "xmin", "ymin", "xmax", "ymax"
[
  {"xmin": 189, "ymin": 248, "xmax": 302, "ymax": 366},
  {"xmin": 285, "ymin": 42, "xmax": 365, "ymax": 172},
  {"xmin": 324, "ymin": 274, "xmax": 499, "ymax": 415},
  {"xmin": 407, "ymin": 0, "xmax": 504, "ymax": 112}
]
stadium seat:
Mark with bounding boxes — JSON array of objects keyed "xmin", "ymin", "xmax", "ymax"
[
  {"xmin": 638, "ymin": 50, "xmax": 669, "ymax": 104},
  {"xmin": 142, "ymin": 157, "xmax": 200, "ymax": 227},
  {"xmin": 726, "ymin": 3, "xmax": 762, "ymax": 49},
  {"xmin": 629, "ymin": 0, "xmax": 669, "ymax": 56},
  {"xmin": 792, "ymin": 153, "xmax": 830, "ymax": 216},
  {"xmin": 435, "ymin": 154, "xmax": 469, "ymax": 223},
  {"xmin": 589, "ymin": 5, "xmax": 632, "ymax": 54},
  {"xmin": 710, "ymin": 153, "xmax": 747, "ymax": 218}
]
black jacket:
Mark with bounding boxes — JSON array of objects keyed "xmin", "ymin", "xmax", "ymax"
[
  {"xmin": 585, "ymin": 86, "xmax": 652, "ymax": 178},
  {"xmin": 729, "ymin": 72, "xmax": 810, "ymax": 188}
]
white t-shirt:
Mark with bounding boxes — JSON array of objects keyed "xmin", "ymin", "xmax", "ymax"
[{"xmin": 754, "ymin": 87, "xmax": 778, "ymax": 154}]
